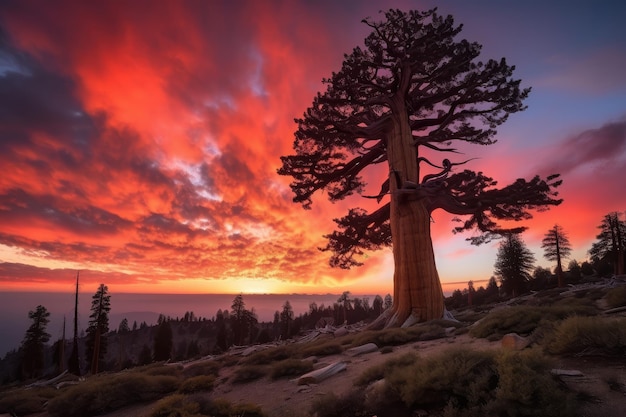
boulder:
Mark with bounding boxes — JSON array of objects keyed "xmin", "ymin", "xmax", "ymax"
[{"xmin": 501, "ymin": 333, "xmax": 530, "ymax": 350}]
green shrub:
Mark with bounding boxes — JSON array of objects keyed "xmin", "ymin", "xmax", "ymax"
[
  {"xmin": 150, "ymin": 394, "xmax": 201, "ymax": 417},
  {"xmin": 299, "ymin": 340, "xmax": 343, "ymax": 357},
  {"xmin": 470, "ymin": 305, "xmax": 595, "ymax": 339},
  {"xmin": 355, "ymin": 352, "xmax": 418, "ymax": 387},
  {"xmin": 0, "ymin": 386, "xmax": 57, "ymax": 415},
  {"xmin": 179, "ymin": 375, "xmax": 215, "ymax": 393},
  {"xmin": 182, "ymin": 360, "xmax": 221, "ymax": 378},
  {"xmin": 231, "ymin": 365, "xmax": 267, "ymax": 383},
  {"xmin": 270, "ymin": 359, "xmax": 314, "ymax": 380},
  {"xmin": 47, "ymin": 372, "xmax": 180, "ymax": 417},
  {"xmin": 605, "ymin": 286, "xmax": 626, "ymax": 308},
  {"xmin": 310, "ymin": 391, "xmax": 367, "ymax": 417},
  {"xmin": 387, "ymin": 348, "xmax": 575, "ymax": 417},
  {"xmin": 241, "ymin": 345, "xmax": 294, "ymax": 365},
  {"xmin": 349, "ymin": 324, "xmax": 448, "ymax": 348},
  {"xmin": 544, "ymin": 316, "xmax": 626, "ymax": 356}
]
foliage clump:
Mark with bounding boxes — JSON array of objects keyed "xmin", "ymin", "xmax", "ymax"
[
  {"xmin": 605, "ymin": 286, "xmax": 626, "ymax": 308},
  {"xmin": 313, "ymin": 348, "xmax": 576, "ymax": 417},
  {"xmin": 231, "ymin": 365, "xmax": 267, "ymax": 384},
  {"xmin": 151, "ymin": 394, "xmax": 266, "ymax": 417},
  {"xmin": 469, "ymin": 305, "xmax": 595, "ymax": 339},
  {"xmin": 47, "ymin": 365, "xmax": 181, "ymax": 417},
  {"xmin": 270, "ymin": 359, "xmax": 314, "ymax": 380},
  {"xmin": 178, "ymin": 375, "xmax": 215, "ymax": 394},
  {"xmin": 0, "ymin": 386, "xmax": 56, "ymax": 415},
  {"xmin": 241, "ymin": 345, "xmax": 294, "ymax": 365},
  {"xmin": 544, "ymin": 316, "xmax": 626, "ymax": 356}
]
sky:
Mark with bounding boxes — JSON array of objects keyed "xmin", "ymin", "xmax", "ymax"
[{"xmin": 0, "ymin": 0, "xmax": 625, "ymax": 298}]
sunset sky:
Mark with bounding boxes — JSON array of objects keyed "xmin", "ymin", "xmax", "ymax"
[{"xmin": 0, "ymin": 0, "xmax": 625, "ymax": 297}]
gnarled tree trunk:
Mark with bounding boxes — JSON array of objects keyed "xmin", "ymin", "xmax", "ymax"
[{"xmin": 370, "ymin": 94, "xmax": 444, "ymax": 329}]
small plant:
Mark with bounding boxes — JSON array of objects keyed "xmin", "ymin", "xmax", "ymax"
[
  {"xmin": 150, "ymin": 394, "xmax": 200, "ymax": 417},
  {"xmin": 242, "ymin": 345, "xmax": 294, "ymax": 365},
  {"xmin": 0, "ymin": 386, "xmax": 57, "ymax": 415},
  {"xmin": 178, "ymin": 375, "xmax": 215, "ymax": 393},
  {"xmin": 317, "ymin": 348, "xmax": 577, "ymax": 417},
  {"xmin": 182, "ymin": 360, "xmax": 221, "ymax": 378},
  {"xmin": 470, "ymin": 305, "xmax": 596, "ymax": 339},
  {"xmin": 299, "ymin": 340, "xmax": 343, "ymax": 357},
  {"xmin": 605, "ymin": 286, "xmax": 626, "ymax": 308},
  {"xmin": 270, "ymin": 359, "xmax": 314, "ymax": 380},
  {"xmin": 47, "ymin": 370, "xmax": 180, "ymax": 417},
  {"xmin": 543, "ymin": 316, "xmax": 626, "ymax": 356},
  {"xmin": 231, "ymin": 365, "xmax": 267, "ymax": 384}
]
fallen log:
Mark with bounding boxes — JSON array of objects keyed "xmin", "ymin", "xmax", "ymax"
[
  {"xmin": 345, "ymin": 343, "xmax": 378, "ymax": 357},
  {"xmin": 297, "ymin": 361, "xmax": 347, "ymax": 385}
]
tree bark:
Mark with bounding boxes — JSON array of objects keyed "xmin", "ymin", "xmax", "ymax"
[{"xmin": 371, "ymin": 94, "xmax": 445, "ymax": 328}]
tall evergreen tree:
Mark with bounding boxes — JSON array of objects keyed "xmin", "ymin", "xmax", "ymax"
[
  {"xmin": 541, "ymin": 224, "xmax": 572, "ymax": 287},
  {"xmin": 85, "ymin": 284, "xmax": 111, "ymax": 374},
  {"xmin": 279, "ymin": 8, "xmax": 561, "ymax": 328},
  {"xmin": 20, "ymin": 305, "xmax": 51, "ymax": 379},
  {"xmin": 153, "ymin": 319, "xmax": 173, "ymax": 361},
  {"xmin": 589, "ymin": 212, "xmax": 626, "ymax": 276},
  {"xmin": 280, "ymin": 300, "xmax": 294, "ymax": 339},
  {"xmin": 494, "ymin": 234, "xmax": 535, "ymax": 297}
]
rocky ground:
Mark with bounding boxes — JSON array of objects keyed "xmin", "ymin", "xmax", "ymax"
[{"xmin": 100, "ymin": 328, "xmax": 626, "ymax": 417}]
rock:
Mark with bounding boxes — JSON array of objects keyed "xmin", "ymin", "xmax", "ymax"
[
  {"xmin": 346, "ymin": 343, "xmax": 379, "ymax": 356},
  {"xmin": 501, "ymin": 333, "xmax": 530, "ymax": 350},
  {"xmin": 297, "ymin": 361, "xmax": 347, "ymax": 385},
  {"xmin": 334, "ymin": 326, "xmax": 349, "ymax": 337},
  {"xmin": 551, "ymin": 369, "xmax": 584, "ymax": 376}
]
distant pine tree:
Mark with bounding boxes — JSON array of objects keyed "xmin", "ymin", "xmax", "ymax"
[{"xmin": 20, "ymin": 305, "xmax": 51, "ymax": 379}]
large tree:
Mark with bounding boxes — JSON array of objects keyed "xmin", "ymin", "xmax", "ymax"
[
  {"xmin": 541, "ymin": 224, "xmax": 572, "ymax": 287},
  {"xmin": 494, "ymin": 234, "xmax": 535, "ymax": 297},
  {"xmin": 279, "ymin": 9, "xmax": 561, "ymax": 328},
  {"xmin": 85, "ymin": 283, "xmax": 111, "ymax": 374},
  {"xmin": 589, "ymin": 212, "xmax": 625, "ymax": 276},
  {"xmin": 20, "ymin": 305, "xmax": 51, "ymax": 379}
]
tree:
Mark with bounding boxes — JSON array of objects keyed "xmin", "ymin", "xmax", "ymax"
[
  {"xmin": 589, "ymin": 212, "xmax": 626, "ymax": 276},
  {"xmin": 494, "ymin": 234, "xmax": 535, "ymax": 297},
  {"xmin": 278, "ymin": 9, "xmax": 562, "ymax": 328},
  {"xmin": 230, "ymin": 294, "xmax": 257, "ymax": 345},
  {"xmin": 372, "ymin": 295, "xmax": 384, "ymax": 316},
  {"xmin": 337, "ymin": 291, "xmax": 351, "ymax": 324},
  {"xmin": 118, "ymin": 318, "xmax": 130, "ymax": 334},
  {"xmin": 20, "ymin": 305, "xmax": 51, "ymax": 379},
  {"xmin": 541, "ymin": 224, "xmax": 572, "ymax": 287},
  {"xmin": 153, "ymin": 319, "xmax": 173, "ymax": 361},
  {"xmin": 85, "ymin": 284, "xmax": 111, "ymax": 374},
  {"xmin": 280, "ymin": 300, "xmax": 294, "ymax": 339}
]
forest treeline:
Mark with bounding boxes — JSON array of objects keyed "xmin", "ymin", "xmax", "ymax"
[{"xmin": 1, "ymin": 211, "xmax": 624, "ymax": 385}]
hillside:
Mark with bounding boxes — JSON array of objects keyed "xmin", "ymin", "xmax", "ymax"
[{"xmin": 1, "ymin": 278, "xmax": 625, "ymax": 417}]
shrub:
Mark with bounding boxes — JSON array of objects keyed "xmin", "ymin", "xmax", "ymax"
[
  {"xmin": 0, "ymin": 386, "xmax": 57, "ymax": 415},
  {"xmin": 182, "ymin": 360, "xmax": 221, "ymax": 378},
  {"xmin": 178, "ymin": 375, "xmax": 215, "ymax": 393},
  {"xmin": 544, "ymin": 316, "xmax": 626, "ymax": 356},
  {"xmin": 605, "ymin": 286, "xmax": 626, "ymax": 308},
  {"xmin": 299, "ymin": 340, "xmax": 343, "ymax": 357},
  {"xmin": 355, "ymin": 352, "xmax": 418, "ymax": 387},
  {"xmin": 386, "ymin": 348, "xmax": 575, "ymax": 417},
  {"xmin": 270, "ymin": 359, "xmax": 314, "ymax": 380},
  {"xmin": 309, "ymin": 391, "xmax": 367, "ymax": 417},
  {"xmin": 47, "ymin": 371, "xmax": 180, "ymax": 417},
  {"xmin": 231, "ymin": 365, "xmax": 267, "ymax": 384},
  {"xmin": 349, "ymin": 324, "xmax": 449, "ymax": 348},
  {"xmin": 470, "ymin": 305, "xmax": 595, "ymax": 339},
  {"xmin": 241, "ymin": 345, "xmax": 294, "ymax": 365},
  {"xmin": 150, "ymin": 394, "xmax": 200, "ymax": 417}
]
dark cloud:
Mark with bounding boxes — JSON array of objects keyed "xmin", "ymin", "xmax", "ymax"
[{"xmin": 538, "ymin": 119, "xmax": 626, "ymax": 176}]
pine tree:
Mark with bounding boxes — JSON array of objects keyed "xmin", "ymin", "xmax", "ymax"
[
  {"xmin": 153, "ymin": 319, "xmax": 173, "ymax": 361},
  {"xmin": 279, "ymin": 9, "xmax": 561, "ymax": 328},
  {"xmin": 20, "ymin": 305, "xmax": 51, "ymax": 379},
  {"xmin": 85, "ymin": 284, "xmax": 111, "ymax": 374},
  {"xmin": 541, "ymin": 224, "xmax": 572, "ymax": 287},
  {"xmin": 280, "ymin": 300, "xmax": 294, "ymax": 339},
  {"xmin": 589, "ymin": 212, "xmax": 626, "ymax": 276},
  {"xmin": 494, "ymin": 234, "xmax": 535, "ymax": 297}
]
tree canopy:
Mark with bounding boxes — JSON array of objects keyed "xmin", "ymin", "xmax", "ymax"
[
  {"xmin": 494, "ymin": 234, "xmax": 535, "ymax": 297},
  {"xmin": 279, "ymin": 8, "xmax": 562, "ymax": 269}
]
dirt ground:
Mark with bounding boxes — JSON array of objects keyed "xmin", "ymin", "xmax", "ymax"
[{"xmin": 100, "ymin": 332, "xmax": 626, "ymax": 417}]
